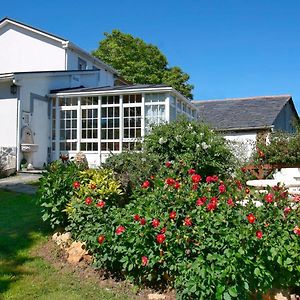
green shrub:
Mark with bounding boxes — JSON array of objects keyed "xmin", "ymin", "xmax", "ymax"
[
  {"xmin": 103, "ymin": 151, "xmax": 160, "ymax": 197},
  {"xmin": 37, "ymin": 160, "xmax": 81, "ymax": 229},
  {"xmin": 69, "ymin": 161, "xmax": 300, "ymax": 299},
  {"xmin": 143, "ymin": 118, "xmax": 235, "ymax": 177}
]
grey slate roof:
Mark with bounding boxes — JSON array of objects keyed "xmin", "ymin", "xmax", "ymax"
[
  {"xmin": 50, "ymin": 84, "xmax": 170, "ymax": 94},
  {"xmin": 192, "ymin": 95, "xmax": 296, "ymax": 131}
]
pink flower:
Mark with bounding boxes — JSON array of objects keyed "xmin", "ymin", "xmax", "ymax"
[
  {"xmin": 218, "ymin": 184, "xmax": 226, "ymax": 194},
  {"xmin": 151, "ymin": 219, "xmax": 160, "ymax": 228},
  {"xmin": 141, "ymin": 256, "xmax": 148, "ymax": 266},
  {"xmin": 211, "ymin": 197, "xmax": 218, "ymax": 204},
  {"xmin": 142, "ymin": 180, "xmax": 150, "ymax": 189},
  {"xmin": 116, "ymin": 225, "xmax": 125, "ymax": 235},
  {"xmin": 96, "ymin": 200, "xmax": 105, "ymax": 208},
  {"xmin": 191, "ymin": 174, "xmax": 202, "ymax": 183},
  {"xmin": 73, "ymin": 181, "xmax": 80, "ymax": 189},
  {"xmin": 156, "ymin": 233, "xmax": 166, "ymax": 244},
  {"xmin": 174, "ymin": 182, "xmax": 181, "ymax": 189},
  {"xmin": 293, "ymin": 226, "xmax": 300, "ymax": 235},
  {"xmin": 227, "ymin": 198, "xmax": 234, "ymax": 207},
  {"xmin": 284, "ymin": 207, "xmax": 291, "ymax": 215},
  {"xmin": 165, "ymin": 178, "xmax": 175, "ymax": 186},
  {"xmin": 85, "ymin": 197, "xmax": 92, "ymax": 205},
  {"xmin": 196, "ymin": 197, "xmax": 206, "ymax": 206},
  {"xmin": 188, "ymin": 169, "xmax": 196, "ymax": 175},
  {"xmin": 256, "ymin": 230, "xmax": 263, "ymax": 239},
  {"xmin": 264, "ymin": 193, "xmax": 274, "ymax": 203},
  {"xmin": 165, "ymin": 161, "xmax": 172, "ymax": 168},
  {"xmin": 293, "ymin": 195, "xmax": 300, "ymax": 202},
  {"xmin": 184, "ymin": 217, "xmax": 192, "ymax": 226}
]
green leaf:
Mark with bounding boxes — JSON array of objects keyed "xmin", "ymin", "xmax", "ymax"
[
  {"xmin": 228, "ymin": 286, "xmax": 237, "ymax": 297},
  {"xmin": 254, "ymin": 268, "xmax": 260, "ymax": 277},
  {"xmin": 223, "ymin": 292, "xmax": 232, "ymax": 300}
]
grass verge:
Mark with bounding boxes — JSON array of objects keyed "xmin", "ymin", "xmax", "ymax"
[{"xmin": 0, "ymin": 190, "xmax": 133, "ymax": 300}]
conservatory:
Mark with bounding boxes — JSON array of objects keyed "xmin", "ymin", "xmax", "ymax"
[{"xmin": 50, "ymin": 84, "xmax": 198, "ymax": 167}]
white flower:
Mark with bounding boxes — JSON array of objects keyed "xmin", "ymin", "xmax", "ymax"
[
  {"xmin": 187, "ymin": 123, "xmax": 193, "ymax": 130},
  {"xmin": 192, "ymin": 131, "xmax": 196, "ymax": 135},
  {"xmin": 201, "ymin": 142, "xmax": 210, "ymax": 150},
  {"xmin": 196, "ymin": 144, "xmax": 200, "ymax": 148},
  {"xmin": 159, "ymin": 137, "xmax": 167, "ymax": 144},
  {"xmin": 175, "ymin": 135, "xmax": 182, "ymax": 141}
]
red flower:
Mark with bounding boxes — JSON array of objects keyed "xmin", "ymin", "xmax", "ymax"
[
  {"xmin": 206, "ymin": 175, "xmax": 219, "ymax": 183},
  {"xmin": 141, "ymin": 256, "xmax": 148, "ymax": 266},
  {"xmin": 264, "ymin": 193, "xmax": 274, "ymax": 203},
  {"xmin": 227, "ymin": 198, "xmax": 234, "ymax": 207},
  {"xmin": 174, "ymin": 181, "xmax": 181, "ymax": 189},
  {"xmin": 156, "ymin": 233, "xmax": 166, "ymax": 244},
  {"xmin": 256, "ymin": 230, "xmax": 263, "ymax": 239},
  {"xmin": 280, "ymin": 191, "xmax": 288, "ymax": 199},
  {"xmin": 196, "ymin": 197, "xmax": 206, "ymax": 206},
  {"xmin": 165, "ymin": 161, "xmax": 172, "ymax": 168},
  {"xmin": 151, "ymin": 219, "xmax": 160, "ymax": 228},
  {"xmin": 96, "ymin": 200, "xmax": 105, "ymax": 208},
  {"xmin": 184, "ymin": 217, "xmax": 192, "ymax": 226},
  {"xmin": 211, "ymin": 197, "xmax": 218, "ymax": 204},
  {"xmin": 218, "ymin": 184, "xmax": 226, "ymax": 194},
  {"xmin": 245, "ymin": 187, "xmax": 251, "ymax": 194},
  {"xmin": 284, "ymin": 207, "xmax": 291, "ymax": 215},
  {"xmin": 140, "ymin": 218, "xmax": 146, "ymax": 225},
  {"xmin": 188, "ymin": 168, "xmax": 196, "ymax": 175},
  {"xmin": 241, "ymin": 167, "xmax": 247, "ymax": 173},
  {"xmin": 293, "ymin": 195, "xmax": 300, "ymax": 202},
  {"xmin": 89, "ymin": 182, "xmax": 97, "ymax": 190},
  {"xmin": 134, "ymin": 214, "xmax": 140, "ymax": 221},
  {"xmin": 73, "ymin": 181, "xmax": 80, "ymax": 189},
  {"xmin": 191, "ymin": 174, "xmax": 202, "ymax": 183},
  {"xmin": 142, "ymin": 180, "xmax": 150, "ymax": 189},
  {"xmin": 116, "ymin": 225, "xmax": 125, "ymax": 235},
  {"xmin": 207, "ymin": 201, "xmax": 217, "ymax": 211},
  {"xmin": 160, "ymin": 227, "xmax": 166, "ymax": 234},
  {"xmin": 293, "ymin": 226, "xmax": 300, "ymax": 235},
  {"xmin": 165, "ymin": 178, "xmax": 175, "ymax": 186},
  {"xmin": 258, "ymin": 150, "xmax": 265, "ymax": 158},
  {"xmin": 192, "ymin": 183, "xmax": 198, "ymax": 191},
  {"xmin": 247, "ymin": 213, "xmax": 256, "ymax": 224},
  {"xmin": 85, "ymin": 197, "xmax": 92, "ymax": 205},
  {"xmin": 169, "ymin": 211, "xmax": 176, "ymax": 219},
  {"xmin": 97, "ymin": 235, "xmax": 105, "ymax": 244},
  {"xmin": 236, "ymin": 180, "xmax": 243, "ymax": 190}
]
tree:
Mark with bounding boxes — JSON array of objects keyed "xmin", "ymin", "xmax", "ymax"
[{"xmin": 92, "ymin": 30, "xmax": 194, "ymax": 99}]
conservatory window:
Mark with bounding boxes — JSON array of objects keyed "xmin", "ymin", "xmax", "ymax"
[
  {"xmin": 145, "ymin": 105, "xmax": 165, "ymax": 132},
  {"xmin": 59, "ymin": 109, "xmax": 77, "ymax": 151},
  {"xmin": 145, "ymin": 93, "xmax": 165, "ymax": 103}
]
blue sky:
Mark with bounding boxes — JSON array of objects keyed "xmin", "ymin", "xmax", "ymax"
[{"xmin": 2, "ymin": 0, "xmax": 300, "ymax": 111}]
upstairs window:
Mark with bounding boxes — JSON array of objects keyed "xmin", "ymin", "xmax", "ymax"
[{"xmin": 78, "ymin": 57, "xmax": 87, "ymax": 70}]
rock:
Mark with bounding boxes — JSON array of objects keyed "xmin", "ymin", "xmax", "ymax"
[
  {"xmin": 83, "ymin": 254, "xmax": 93, "ymax": 264},
  {"xmin": 66, "ymin": 241, "xmax": 88, "ymax": 264},
  {"xmin": 52, "ymin": 232, "xmax": 72, "ymax": 248},
  {"xmin": 148, "ymin": 294, "xmax": 166, "ymax": 300}
]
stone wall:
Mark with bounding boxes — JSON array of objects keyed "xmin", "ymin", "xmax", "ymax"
[{"xmin": 0, "ymin": 147, "xmax": 17, "ymax": 175}]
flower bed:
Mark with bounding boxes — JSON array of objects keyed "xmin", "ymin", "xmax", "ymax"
[{"xmin": 38, "ymin": 160, "xmax": 300, "ymax": 299}]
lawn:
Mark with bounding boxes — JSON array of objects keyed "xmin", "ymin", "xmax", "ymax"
[{"xmin": 0, "ymin": 190, "xmax": 134, "ymax": 300}]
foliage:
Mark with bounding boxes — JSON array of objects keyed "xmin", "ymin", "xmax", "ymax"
[
  {"xmin": 92, "ymin": 30, "xmax": 194, "ymax": 99},
  {"xmin": 103, "ymin": 151, "xmax": 161, "ymax": 197},
  {"xmin": 65, "ymin": 168, "xmax": 123, "ymax": 243},
  {"xmin": 61, "ymin": 161, "xmax": 300, "ymax": 299},
  {"xmin": 37, "ymin": 161, "xmax": 81, "ymax": 229},
  {"xmin": 253, "ymin": 127, "xmax": 300, "ymax": 166},
  {"xmin": 143, "ymin": 118, "xmax": 236, "ymax": 178}
]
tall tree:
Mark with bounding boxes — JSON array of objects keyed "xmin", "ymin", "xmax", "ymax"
[{"xmin": 92, "ymin": 30, "xmax": 194, "ymax": 99}]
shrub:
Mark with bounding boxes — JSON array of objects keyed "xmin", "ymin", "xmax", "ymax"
[
  {"xmin": 68, "ymin": 161, "xmax": 300, "ymax": 299},
  {"xmin": 103, "ymin": 151, "xmax": 160, "ymax": 197},
  {"xmin": 143, "ymin": 118, "xmax": 235, "ymax": 177},
  {"xmin": 37, "ymin": 160, "xmax": 81, "ymax": 229}
]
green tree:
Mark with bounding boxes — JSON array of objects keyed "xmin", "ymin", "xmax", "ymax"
[{"xmin": 92, "ymin": 30, "xmax": 194, "ymax": 99}]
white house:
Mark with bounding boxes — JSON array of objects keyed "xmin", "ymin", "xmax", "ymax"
[{"xmin": 0, "ymin": 18, "xmax": 197, "ymax": 172}]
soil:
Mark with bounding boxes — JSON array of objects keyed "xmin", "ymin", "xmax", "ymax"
[{"xmin": 33, "ymin": 239, "xmax": 176, "ymax": 300}]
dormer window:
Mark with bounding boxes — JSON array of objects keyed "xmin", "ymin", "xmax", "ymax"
[{"xmin": 78, "ymin": 57, "xmax": 87, "ymax": 70}]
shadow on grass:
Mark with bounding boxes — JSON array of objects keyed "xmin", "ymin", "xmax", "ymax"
[{"xmin": 0, "ymin": 189, "xmax": 51, "ymax": 294}]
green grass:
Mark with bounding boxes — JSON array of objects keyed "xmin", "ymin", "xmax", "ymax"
[{"xmin": 0, "ymin": 190, "xmax": 134, "ymax": 300}]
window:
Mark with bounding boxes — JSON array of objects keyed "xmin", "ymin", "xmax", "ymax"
[
  {"xmin": 78, "ymin": 57, "xmax": 87, "ymax": 70},
  {"xmin": 123, "ymin": 94, "xmax": 142, "ymax": 104},
  {"xmin": 145, "ymin": 93, "xmax": 165, "ymax": 103},
  {"xmin": 145, "ymin": 105, "xmax": 165, "ymax": 132},
  {"xmin": 102, "ymin": 95, "xmax": 120, "ymax": 105},
  {"xmin": 59, "ymin": 109, "xmax": 77, "ymax": 151},
  {"xmin": 81, "ymin": 96, "xmax": 98, "ymax": 105}
]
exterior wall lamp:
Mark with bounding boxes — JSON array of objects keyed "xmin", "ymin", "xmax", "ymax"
[{"xmin": 10, "ymin": 84, "xmax": 17, "ymax": 95}]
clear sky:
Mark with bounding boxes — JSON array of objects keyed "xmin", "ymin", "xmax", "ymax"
[{"xmin": 1, "ymin": 0, "xmax": 300, "ymax": 111}]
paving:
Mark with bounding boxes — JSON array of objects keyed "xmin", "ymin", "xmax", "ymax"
[{"xmin": 0, "ymin": 172, "xmax": 42, "ymax": 195}]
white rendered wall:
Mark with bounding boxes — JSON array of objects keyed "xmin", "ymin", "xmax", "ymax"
[
  {"xmin": 224, "ymin": 132, "xmax": 257, "ymax": 162},
  {"xmin": 0, "ymin": 24, "xmax": 65, "ymax": 73},
  {"xmin": 0, "ymin": 98, "xmax": 18, "ymax": 147}
]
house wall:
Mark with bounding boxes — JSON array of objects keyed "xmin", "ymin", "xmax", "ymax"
[
  {"xmin": 273, "ymin": 102, "xmax": 297, "ymax": 133},
  {"xmin": 0, "ymin": 24, "xmax": 66, "ymax": 73},
  {"xmin": 224, "ymin": 131, "xmax": 257, "ymax": 162}
]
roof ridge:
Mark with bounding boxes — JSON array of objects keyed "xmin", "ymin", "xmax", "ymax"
[{"xmin": 193, "ymin": 94, "xmax": 292, "ymax": 103}]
